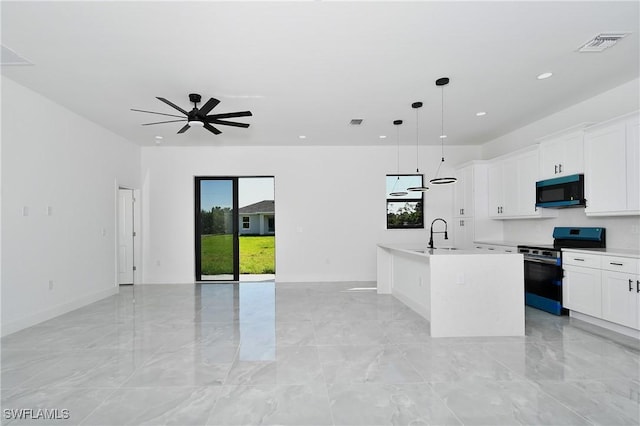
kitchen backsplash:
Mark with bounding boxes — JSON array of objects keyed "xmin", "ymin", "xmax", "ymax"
[{"xmin": 503, "ymin": 208, "xmax": 640, "ymax": 249}]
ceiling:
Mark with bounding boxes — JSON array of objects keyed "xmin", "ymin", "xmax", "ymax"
[{"xmin": 1, "ymin": 1, "xmax": 638, "ymax": 147}]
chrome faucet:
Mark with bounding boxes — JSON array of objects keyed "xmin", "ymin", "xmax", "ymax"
[{"xmin": 428, "ymin": 218, "xmax": 448, "ymax": 249}]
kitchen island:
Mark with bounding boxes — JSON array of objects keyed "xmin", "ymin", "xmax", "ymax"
[{"xmin": 377, "ymin": 244, "xmax": 524, "ymax": 337}]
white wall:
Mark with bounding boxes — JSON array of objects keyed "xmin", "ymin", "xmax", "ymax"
[
  {"xmin": 141, "ymin": 144, "xmax": 480, "ymax": 284},
  {"xmin": 1, "ymin": 76, "xmax": 141, "ymax": 335},
  {"xmin": 479, "ymin": 78, "xmax": 640, "ymax": 249}
]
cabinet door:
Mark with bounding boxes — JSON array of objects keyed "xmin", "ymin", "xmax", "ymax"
[
  {"xmin": 501, "ymin": 158, "xmax": 519, "ymax": 216},
  {"xmin": 559, "ymin": 132, "xmax": 584, "ymax": 176},
  {"xmin": 539, "ymin": 132, "xmax": 584, "ymax": 179},
  {"xmin": 454, "ymin": 166, "xmax": 473, "ymax": 217},
  {"xmin": 487, "ymin": 163, "xmax": 503, "ymax": 218},
  {"xmin": 539, "ymin": 138, "xmax": 565, "ymax": 179},
  {"xmin": 516, "ymin": 150, "xmax": 540, "ymax": 216},
  {"xmin": 626, "ymin": 116, "xmax": 640, "ymax": 212},
  {"xmin": 584, "ymin": 122, "xmax": 627, "ymax": 214},
  {"xmin": 453, "ymin": 218, "xmax": 474, "ymax": 249},
  {"xmin": 563, "ymin": 265, "xmax": 602, "ymax": 317},
  {"xmin": 602, "ymin": 271, "xmax": 638, "ymax": 329}
]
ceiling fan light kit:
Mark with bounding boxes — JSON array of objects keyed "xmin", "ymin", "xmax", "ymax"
[
  {"xmin": 429, "ymin": 77, "xmax": 457, "ymax": 185},
  {"xmin": 132, "ymin": 93, "xmax": 252, "ymax": 136}
]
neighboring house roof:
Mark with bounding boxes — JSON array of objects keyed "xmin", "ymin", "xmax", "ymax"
[{"xmin": 238, "ymin": 200, "xmax": 275, "ymax": 214}]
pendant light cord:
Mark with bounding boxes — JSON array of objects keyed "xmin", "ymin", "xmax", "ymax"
[
  {"xmin": 396, "ymin": 123, "xmax": 401, "ymax": 174},
  {"xmin": 415, "ymin": 107, "xmax": 420, "ymax": 173},
  {"xmin": 432, "ymin": 81, "xmax": 446, "ymax": 181},
  {"xmin": 441, "ymin": 84, "xmax": 445, "ymax": 160}
]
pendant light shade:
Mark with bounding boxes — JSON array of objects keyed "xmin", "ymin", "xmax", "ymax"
[
  {"xmin": 389, "ymin": 119, "xmax": 408, "ymax": 196},
  {"xmin": 430, "ymin": 77, "xmax": 457, "ymax": 185},
  {"xmin": 407, "ymin": 101, "xmax": 430, "ymax": 192}
]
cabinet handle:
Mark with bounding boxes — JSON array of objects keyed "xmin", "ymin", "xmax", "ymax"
[
  {"xmin": 558, "ymin": 164, "xmax": 563, "ymax": 173},
  {"xmin": 609, "ymin": 262, "xmax": 624, "ymax": 266},
  {"xmin": 573, "ymin": 258, "xmax": 585, "ymax": 261},
  {"xmin": 554, "ymin": 165, "xmax": 558, "ymax": 174},
  {"xmin": 629, "ymin": 279, "xmax": 634, "ymax": 292},
  {"xmin": 637, "ymin": 280, "xmax": 639, "ymax": 293}
]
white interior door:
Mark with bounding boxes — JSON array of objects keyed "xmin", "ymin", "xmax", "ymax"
[{"xmin": 118, "ymin": 188, "xmax": 135, "ymax": 284}]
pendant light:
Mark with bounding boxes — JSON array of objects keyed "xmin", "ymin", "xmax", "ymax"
[
  {"xmin": 407, "ymin": 102, "xmax": 430, "ymax": 192},
  {"xmin": 389, "ymin": 119, "xmax": 408, "ymax": 197},
  {"xmin": 430, "ymin": 77, "xmax": 457, "ymax": 185}
]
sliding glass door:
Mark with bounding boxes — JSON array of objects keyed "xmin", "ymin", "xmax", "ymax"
[{"xmin": 195, "ymin": 177, "xmax": 239, "ymax": 281}]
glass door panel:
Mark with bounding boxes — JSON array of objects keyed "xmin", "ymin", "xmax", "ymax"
[{"xmin": 195, "ymin": 178, "xmax": 238, "ymax": 281}]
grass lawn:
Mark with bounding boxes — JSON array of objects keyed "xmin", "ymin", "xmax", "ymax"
[{"xmin": 200, "ymin": 234, "xmax": 275, "ymax": 275}]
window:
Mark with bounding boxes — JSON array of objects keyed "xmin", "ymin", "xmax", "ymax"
[
  {"xmin": 386, "ymin": 175, "xmax": 424, "ymax": 229},
  {"xmin": 242, "ymin": 216, "xmax": 250, "ymax": 229}
]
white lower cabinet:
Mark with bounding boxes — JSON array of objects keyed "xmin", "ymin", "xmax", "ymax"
[
  {"xmin": 602, "ymin": 270, "xmax": 639, "ymax": 329},
  {"xmin": 563, "ymin": 249, "xmax": 640, "ymax": 332},
  {"xmin": 563, "ymin": 264, "xmax": 602, "ymax": 318}
]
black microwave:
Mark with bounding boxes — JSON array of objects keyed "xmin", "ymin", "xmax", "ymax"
[{"xmin": 535, "ymin": 174, "xmax": 586, "ymax": 208}]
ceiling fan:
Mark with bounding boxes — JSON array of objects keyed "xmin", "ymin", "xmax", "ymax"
[{"xmin": 131, "ymin": 93, "xmax": 252, "ymax": 135}]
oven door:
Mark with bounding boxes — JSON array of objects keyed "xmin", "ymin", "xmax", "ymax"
[{"xmin": 523, "ymin": 257, "xmax": 565, "ymax": 315}]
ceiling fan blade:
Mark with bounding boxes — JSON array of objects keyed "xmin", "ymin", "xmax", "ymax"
[
  {"xmin": 198, "ymin": 98, "xmax": 220, "ymax": 115},
  {"xmin": 203, "ymin": 123, "xmax": 222, "ymax": 135},
  {"xmin": 141, "ymin": 119, "xmax": 188, "ymax": 126},
  {"xmin": 205, "ymin": 111, "xmax": 252, "ymax": 120},
  {"xmin": 177, "ymin": 124, "xmax": 191, "ymax": 134},
  {"xmin": 131, "ymin": 108, "xmax": 185, "ymax": 118},
  {"xmin": 209, "ymin": 119, "xmax": 250, "ymax": 128},
  {"xmin": 156, "ymin": 97, "xmax": 189, "ymax": 115}
]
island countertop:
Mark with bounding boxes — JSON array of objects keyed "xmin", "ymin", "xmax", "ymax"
[{"xmin": 377, "ymin": 243, "xmax": 520, "ymax": 257}]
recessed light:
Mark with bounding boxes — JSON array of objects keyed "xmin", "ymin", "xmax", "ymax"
[
  {"xmin": 298, "ymin": 135, "xmax": 307, "ymax": 139},
  {"xmin": 440, "ymin": 134, "xmax": 447, "ymax": 139},
  {"xmin": 537, "ymin": 72, "xmax": 553, "ymax": 80},
  {"xmin": 476, "ymin": 111, "xmax": 487, "ymax": 117},
  {"xmin": 154, "ymin": 135, "xmax": 163, "ymax": 140},
  {"xmin": 379, "ymin": 135, "xmax": 387, "ymax": 139}
]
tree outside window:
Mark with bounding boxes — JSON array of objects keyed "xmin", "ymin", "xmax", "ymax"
[{"xmin": 386, "ymin": 175, "xmax": 424, "ymax": 229}]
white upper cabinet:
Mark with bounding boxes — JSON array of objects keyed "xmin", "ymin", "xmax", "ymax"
[
  {"xmin": 538, "ymin": 130, "xmax": 584, "ymax": 179},
  {"xmin": 487, "ymin": 149, "xmax": 556, "ymax": 219},
  {"xmin": 584, "ymin": 112, "xmax": 640, "ymax": 216},
  {"xmin": 453, "ymin": 165, "xmax": 474, "ymax": 217}
]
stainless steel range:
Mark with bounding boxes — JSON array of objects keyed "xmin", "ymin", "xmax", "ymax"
[{"xmin": 518, "ymin": 227, "xmax": 606, "ymax": 315}]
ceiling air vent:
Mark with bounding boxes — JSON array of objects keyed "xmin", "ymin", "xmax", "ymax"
[
  {"xmin": 577, "ymin": 33, "xmax": 629, "ymax": 52},
  {"xmin": 350, "ymin": 119, "xmax": 364, "ymax": 126}
]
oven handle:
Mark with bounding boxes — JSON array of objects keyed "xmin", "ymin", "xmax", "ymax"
[{"xmin": 523, "ymin": 257, "xmax": 561, "ymax": 265}]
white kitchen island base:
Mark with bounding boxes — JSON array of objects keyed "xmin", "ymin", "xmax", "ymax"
[{"xmin": 377, "ymin": 244, "xmax": 525, "ymax": 337}]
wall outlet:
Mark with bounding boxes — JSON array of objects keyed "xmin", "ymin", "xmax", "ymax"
[
  {"xmin": 632, "ymin": 225, "xmax": 639, "ymax": 235},
  {"xmin": 456, "ymin": 273, "xmax": 465, "ymax": 285},
  {"xmin": 22, "ymin": 206, "xmax": 29, "ymax": 217},
  {"xmin": 48, "ymin": 280, "xmax": 54, "ymax": 290},
  {"xmin": 46, "ymin": 205, "xmax": 53, "ymax": 216}
]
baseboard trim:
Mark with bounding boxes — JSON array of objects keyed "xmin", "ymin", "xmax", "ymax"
[
  {"xmin": 570, "ymin": 311, "xmax": 640, "ymax": 340},
  {"xmin": 1, "ymin": 286, "xmax": 119, "ymax": 337}
]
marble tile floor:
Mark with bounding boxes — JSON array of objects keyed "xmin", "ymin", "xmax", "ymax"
[{"xmin": 1, "ymin": 281, "xmax": 639, "ymax": 425}]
